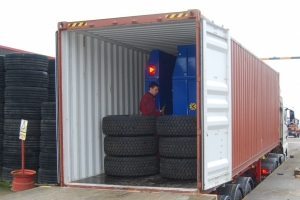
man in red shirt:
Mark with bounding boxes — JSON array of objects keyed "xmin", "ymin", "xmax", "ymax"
[{"xmin": 139, "ymin": 82, "xmax": 164, "ymax": 116}]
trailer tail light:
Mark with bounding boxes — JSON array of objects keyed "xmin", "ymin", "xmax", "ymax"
[
  {"xmin": 148, "ymin": 64, "xmax": 156, "ymax": 76},
  {"xmin": 261, "ymin": 169, "xmax": 271, "ymax": 175}
]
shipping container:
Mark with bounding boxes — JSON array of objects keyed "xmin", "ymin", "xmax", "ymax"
[{"xmin": 57, "ymin": 9, "xmax": 281, "ymax": 197}]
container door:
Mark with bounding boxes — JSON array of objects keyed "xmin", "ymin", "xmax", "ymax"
[{"xmin": 201, "ymin": 19, "xmax": 232, "ymax": 190}]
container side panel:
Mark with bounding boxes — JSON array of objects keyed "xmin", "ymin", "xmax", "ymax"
[
  {"xmin": 231, "ymin": 40, "xmax": 280, "ymax": 174},
  {"xmin": 62, "ymin": 31, "xmax": 147, "ymax": 183}
]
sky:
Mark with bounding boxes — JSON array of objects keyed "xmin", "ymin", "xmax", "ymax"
[{"xmin": 1, "ymin": 0, "xmax": 300, "ymax": 114}]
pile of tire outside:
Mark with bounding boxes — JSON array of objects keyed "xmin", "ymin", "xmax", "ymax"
[
  {"xmin": 102, "ymin": 115, "xmax": 159, "ymax": 177},
  {"xmin": 47, "ymin": 59, "xmax": 55, "ymax": 102},
  {"xmin": 0, "ymin": 56, "xmax": 5, "ymax": 176},
  {"xmin": 157, "ymin": 115, "xmax": 197, "ymax": 180},
  {"xmin": 38, "ymin": 102, "xmax": 57, "ymax": 184},
  {"xmin": 2, "ymin": 53, "xmax": 48, "ymax": 181}
]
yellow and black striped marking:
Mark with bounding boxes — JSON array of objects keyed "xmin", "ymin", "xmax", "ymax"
[
  {"xmin": 165, "ymin": 12, "xmax": 188, "ymax": 19},
  {"xmin": 260, "ymin": 56, "xmax": 300, "ymax": 60},
  {"xmin": 68, "ymin": 22, "xmax": 87, "ymax": 27},
  {"xmin": 189, "ymin": 103, "xmax": 197, "ymax": 110}
]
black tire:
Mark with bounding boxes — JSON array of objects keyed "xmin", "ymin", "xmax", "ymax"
[
  {"xmin": 48, "ymin": 89, "xmax": 56, "ymax": 102},
  {"xmin": 0, "ymin": 118, "xmax": 4, "ymax": 132},
  {"xmin": 41, "ymin": 120, "xmax": 56, "ymax": 136},
  {"xmin": 0, "ymin": 56, "xmax": 5, "ymax": 72},
  {"xmin": 4, "ymin": 53, "xmax": 48, "ymax": 71},
  {"xmin": 102, "ymin": 115, "xmax": 156, "ymax": 136},
  {"xmin": 160, "ymin": 157, "xmax": 196, "ymax": 180},
  {"xmin": 0, "ymin": 88, "xmax": 4, "ymax": 103},
  {"xmin": 4, "ymin": 119, "xmax": 40, "ymax": 136},
  {"xmin": 0, "ymin": 151, "xmax": 3, "ymax": 165},
  {"xmin": 156, "ymin": 116, "xmax": 196, "ymax": 136},
  {"xmin": 48, "ymin": 74, "xmax": 55, "ymax": 88},
  {"xmin": 2, "ymin": 167, "xmax": 38, "ymax": 182},
  {"xmin": 218, "ymin": 195, "xmax": 230, "ymax": 200},
  {"xmin": 41, "ymin": 102, "xmax": 56, "ymax": 120},
  {"xmin": 235, "ymin": 177, "xmax": 253, "ymax": 196},
  {"xmin": 39, "ymin": 152, "xmax": 57, "ymax": 170},
  {"xmin": 5, "ymin": 86, "xmax": 48, "ymax": 103},
  {"xmin": 48, "ymin": 59, "xmax": 55, "ymax": 74},
  {"xmin": 0, "ymin": 72, "xmax": 5, "ymax": 86},
  {"xmin": 3, "ymin": 135, "xmax": 40, "ymax": 152},
  {"xmin": 105, "ymin": 156, "xmax": 159, "ymax": 177},
  {"xmin": 4, "ymin": 103, "xmax": 42, "ymax": 119},
  {"xmin": 104, "ymin": 136, "xmax": 158, "ymax": 156},
  {"xmin": 40, "ymin": 136, "xmax": 57, "ymax": 153},
  {"xmin": 3, "ymin": 151, "xmax": 39, "ymax": 169},
  {"xmin": 219, "ymin": 184, "xmax": 244, "ymax": 200},
  {"xmin": 159, "ymin": 137, "xmax": 196, "ymax": 158},
  {"xmin": 0, "ymin": 135, "xmax": 3, "ymax": 150},
  {"xmin": 5, "ymin": 70, "xmax": 49, "ymax": 88},
  {"xmin": 38, "ymin": 169, "xmax": 57, "ymax": 184}
]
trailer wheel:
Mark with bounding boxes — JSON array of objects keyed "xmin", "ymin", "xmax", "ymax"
[
  {"xmin": 159, "ymin": 137, "xmax": 196, "ymax": 158},
  {"xmin": 264, "ymin": 157, "xmax": 278, "ymax": 168},
  {"xmin": 235, "ymin": 177, "xmax": 253, "ymax": 196},
  {"xmin": 268, "ymin": 153, "xmax": 284, "ymax": 165},
  {"xmin": 219, "ymin": 184, "xmax": 244, "ymax": 200},
  {"xmin": 218, "ymin": 195, "xmax": 230, "ymax": 200},
  {"xmin": 160, "ymin": 157, "xmax": 196, "ymax": 180},
  {"xmin": 156, "ymin": 115, "xmax": 196, "ymax": 136},
  {"xmin": 104, "ymin": 136, "xmax": 158, "ymax": 156},
  {"xmin": 104, "ymin": 155, "xmax": 159, "ymax": 177},
  {"xmin": 102, "ymin": 115, "xmax": 156, "ymax": 136}
]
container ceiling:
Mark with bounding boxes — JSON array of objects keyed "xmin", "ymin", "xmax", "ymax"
[{"xmin": 76, "ymin": 20, "xmax": 196, "ymax": 55}]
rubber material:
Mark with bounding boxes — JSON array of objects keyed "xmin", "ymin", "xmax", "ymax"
[
  {"xmin": 104, "ymin": 136, "xmax": 158, "ymax": 156},
  {"xmin": 159, "ymin": 137, "xmax": 196, "ymax": 158},
  {"xmin": 102, "ymin": 115, "xmax": 156, "ymax": 136},
  {"xmin": 160, "ymin": 157, "xmax": 196, "ymax": 180},
  {"xmin": 104, "ymin": 156, "xmax": 159, "ymax": 177},
  {"xmin": 156, "ymin": 115, "xmax": 196, "ymax": 136}
]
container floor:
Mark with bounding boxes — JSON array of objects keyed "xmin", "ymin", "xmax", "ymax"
[{"xmin": 72, "ymin": 174, "xmax": 197, "ymax": 189}]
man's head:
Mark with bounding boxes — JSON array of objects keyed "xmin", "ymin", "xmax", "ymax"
[{"xmin": 148, "ymin": 82, "xmax": 159, "ymax": 96}]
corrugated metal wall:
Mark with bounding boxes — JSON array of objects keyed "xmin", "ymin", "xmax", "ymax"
[
  {"xmin": 61, "ymin": 31, "xmax": 148, "ymax": 183},
  {"xmin": 231, "ymin": 39, "xmax": 280, "ymax": 174}
]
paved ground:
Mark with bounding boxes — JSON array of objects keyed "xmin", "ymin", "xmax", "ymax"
[
  {"xmin": 244, "ymin": 137, "xmax": 300, "ymax": 200},
  {"xmin": 0, "ymin": 186, "xmax": 217, "ymax": 200}
]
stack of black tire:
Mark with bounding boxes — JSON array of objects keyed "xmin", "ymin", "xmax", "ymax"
[
  {"xmin": 48, "ymin": 59, "xmax": 55, "ymax": 102},
  {"xmin": 0, "ymin": 56, "xmax": 5, "ymax": 176},
  {"xmin": 38, "ymin": 102, "xmax": 57, "ymax": 184},
  {"xmin": 157, "ymin": 115, "xmax": 197, "ymax": 180},
  {"xmin": 102, "ymin": 115, "xmax": 159, "ymax": 177},
  {"xmin": 2, "ymin": 53, "xmax": 48, "ymax": 181}
]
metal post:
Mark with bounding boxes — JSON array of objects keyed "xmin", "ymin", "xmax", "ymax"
[{"xmin": 22, "ymin": 140, "xmax": 25, "ymax": 175}]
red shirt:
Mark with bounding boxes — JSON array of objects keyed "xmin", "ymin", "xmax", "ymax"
[{"xmin": 139, "ymin": 93, "xmax": 162, "ymax": 116}]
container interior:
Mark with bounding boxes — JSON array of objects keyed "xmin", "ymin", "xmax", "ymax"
[{"xmin": 60, "ymin": 19, "xmax": 198, "ymax": 189}]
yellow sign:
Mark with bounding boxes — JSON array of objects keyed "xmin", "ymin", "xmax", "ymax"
[
  {"xmin": 19, "ymin": 119, "xmax": 28, "ymax": 140},
  {"xmin": 189, "ymin": 103, "xmax": 197, "ymax": 110}
]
